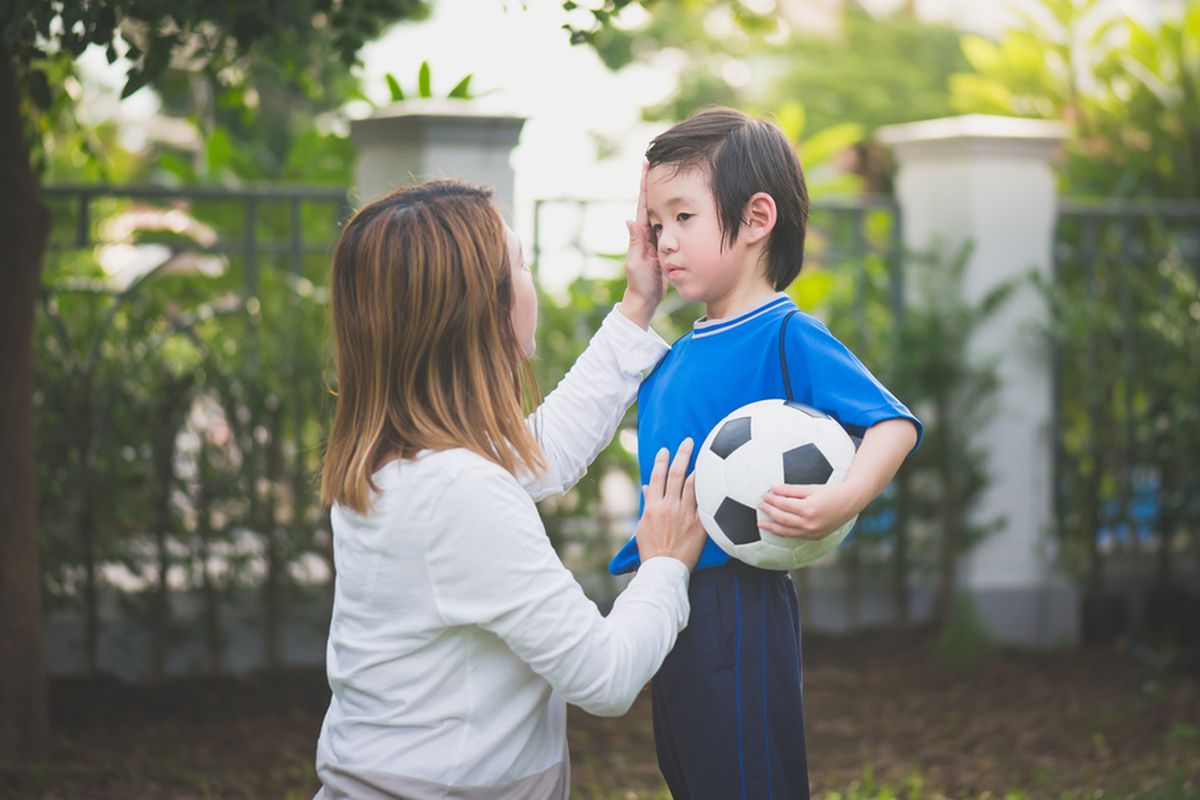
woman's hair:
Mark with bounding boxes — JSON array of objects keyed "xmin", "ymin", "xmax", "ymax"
[
  {"xmin": 645, "ymin": 107, "xmax": 809, "ymax": 291},
  {"xmin": 320, "ymin": 180, "xmax": 545, "ymax": 514}
]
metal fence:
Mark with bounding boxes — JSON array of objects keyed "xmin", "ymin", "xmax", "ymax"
[
  {"xmin": 1051, "ymin": 199, "xmax": 1200, "ymax": 584},
  {"xmin": 38, "ymin": 184, "xmax": 352, "ymax": 678},
  {"xmin": 39, "ymin": 182, "xmax": 1199, "ymax": 673},
  {"xmin": 43, "ymin": 183, "xmax": 352, "ymax": 280}
]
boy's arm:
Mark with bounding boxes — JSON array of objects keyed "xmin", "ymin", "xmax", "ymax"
[{"xmin": 758, "ymin": 417, "xmax": 918, "ymax": 540}]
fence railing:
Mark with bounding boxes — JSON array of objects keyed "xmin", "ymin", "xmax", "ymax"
[
  {"xmin": 38, "ymin": 184, "xmax": 351, "ymax": 679},
  {"xmin": 1051, "ymin": 199, "xmax": 1200, "ymax": 590},
  {"xmin": 36, "ymin": 182, "xmax": 1200, "ymax": 676}
]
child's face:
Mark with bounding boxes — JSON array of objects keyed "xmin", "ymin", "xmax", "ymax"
[{"xmin": 645, "ymin": 164, "xmax": 755, "ymax": 311}]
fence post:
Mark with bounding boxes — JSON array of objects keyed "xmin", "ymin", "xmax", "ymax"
[
  {"xmin": 349, "ymin": 99, "xmax": 526, "ymax": 223},
  {"xmin": 878, "ymin": 114, "xmax": 1077, "ymax": 647}
]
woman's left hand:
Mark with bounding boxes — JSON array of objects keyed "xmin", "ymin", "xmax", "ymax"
[{"xmin": 619, "ymin": 160, "xmax": 665, "ymax": 329}]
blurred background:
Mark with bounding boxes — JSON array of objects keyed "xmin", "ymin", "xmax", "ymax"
[{"xmin": 1, "ymin": 0, "xmax": 1197, "ymax": 797}]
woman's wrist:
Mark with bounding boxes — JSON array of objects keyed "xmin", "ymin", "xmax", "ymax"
[{"xmin": 618, "ymin": 291, "xmax": 658, "ymax": 329}]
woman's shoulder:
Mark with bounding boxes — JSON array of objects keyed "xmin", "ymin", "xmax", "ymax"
[
  {"xmin": 352, "ymin": 448, "xmax": 529, "ymax": 529},
  {"xmin": 380, "ymin": 448, "xmax": 518, "ymax": 490},
  {"xmin": 413, "ymin": 448, "xmax": 528, "ymax": 503}
]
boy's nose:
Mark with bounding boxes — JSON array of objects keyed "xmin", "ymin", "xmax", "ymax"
[{"xmin": 657, "ymin": 232, "xmax": 677, "ymax": 255}]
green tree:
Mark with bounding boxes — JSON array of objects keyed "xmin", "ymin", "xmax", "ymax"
[
  {"xmin": 955, "ymin": 0, "xmax": 1200, "ymax": 638},
  {"xmin": 950, "ymin": 0, "xmax": 1200, "ymax": 199},
  {"xmin": 575, "ymin": 1, "xmax": 967, "ymax": 192},
  {"xmin": 1, "ymin": 0, "xmax": 427, "ymax": 757}
]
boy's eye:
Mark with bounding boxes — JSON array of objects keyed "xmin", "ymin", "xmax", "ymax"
[
  {"xmin": 651, "ymin": 223, "xmax": 663, "ymax": 234},
  {"xmin": 677, "ymin": 213, "xmax": 693, "ymax": 222}
]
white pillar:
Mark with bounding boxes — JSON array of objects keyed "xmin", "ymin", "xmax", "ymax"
[
  {"xmin": 350, "ymin": 99, "xmax": 526, "ymax": 224},
  {"xmin": 877, "ymin": 114, "xmax": 1078, "ymax": 646}
]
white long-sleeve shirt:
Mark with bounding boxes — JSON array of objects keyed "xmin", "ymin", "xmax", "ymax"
[{"xmin": 315, "ymin": 307, "xmax": 689, "ymax": 800}]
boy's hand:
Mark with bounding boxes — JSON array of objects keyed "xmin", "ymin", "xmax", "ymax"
[
  {"xmin": 618, "ymin": 160, "xmax": 666, "ymax": 329},
  {"xmin": 760, "ymin": 418, "xmax": 918, "ymax": 540},
  {"xmin": 758, "ymin": 481, "xmax": 863, "ymax": 540}
]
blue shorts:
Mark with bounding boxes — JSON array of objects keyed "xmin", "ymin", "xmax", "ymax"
[{"xmin": 651, "ymin": 560, "xmax": 810, "ymax": 800}]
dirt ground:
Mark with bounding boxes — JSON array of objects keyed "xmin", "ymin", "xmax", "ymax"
[{"xmin": 2, "ymin": 627, "xmax": 1197, "ymax": 799}]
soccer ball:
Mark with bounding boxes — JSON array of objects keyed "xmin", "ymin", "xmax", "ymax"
[{"xmin": 694, "ymin": 399, "xmax": 858, "ymax": 571}]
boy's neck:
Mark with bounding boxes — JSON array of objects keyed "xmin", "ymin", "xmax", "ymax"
[{"xmin": 704, "ymin": 279, "xmax": 779, "ymax": 322}]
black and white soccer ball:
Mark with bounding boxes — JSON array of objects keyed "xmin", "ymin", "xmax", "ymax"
[{"xmin": 694, "ymin": 399, "xmax": 858, "ymax": 571}]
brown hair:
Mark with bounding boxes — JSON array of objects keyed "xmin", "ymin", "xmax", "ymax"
[
  {"xmin": 646, "ymin": 107, "xmax": 810, "ymax": 291},
  {"xmin": 320, "ymin": 180, "xmax": 545, "ymax": 514}
]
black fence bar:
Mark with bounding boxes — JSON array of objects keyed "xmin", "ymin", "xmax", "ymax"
[
  {"xmin": 1052, "ymin": 200, "xmax": 1200, "ymax": 558},
  {"xmin": 45, "ymin": 184, "xmax": 349, "ymax": 201}
]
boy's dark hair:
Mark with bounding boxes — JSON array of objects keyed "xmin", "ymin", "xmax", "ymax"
[{"xmin": 646, "ymin": 107, "xmax": 809, "ymax": 291}]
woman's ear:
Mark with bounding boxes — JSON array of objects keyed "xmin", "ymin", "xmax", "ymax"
[{"xmin": 743, "ymin": 192, "xmax": 777, "ymax": 245}]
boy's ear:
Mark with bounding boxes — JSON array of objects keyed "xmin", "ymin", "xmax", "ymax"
[{"xmin": 742, "ymin": 192, "xmax": 777, "ymax": 245}]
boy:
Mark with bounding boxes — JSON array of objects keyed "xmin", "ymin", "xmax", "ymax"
[{"xmin": 610, "ymin": 108, "xmax": 923, "ymax": 799}]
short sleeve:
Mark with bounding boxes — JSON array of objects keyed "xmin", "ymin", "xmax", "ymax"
[{"xmin": 787, "ymin": 314, "xmax": 923, "ymax": 449}]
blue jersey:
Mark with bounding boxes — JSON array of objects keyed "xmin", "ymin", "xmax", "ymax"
[{"xmin": 610, "ymin": 293, "xmax": 923, "ymax": 575}]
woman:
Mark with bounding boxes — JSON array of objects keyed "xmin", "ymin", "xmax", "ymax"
[{"xmin": 314, "ymin": 173, "xmax": 705, "ymax": 799}]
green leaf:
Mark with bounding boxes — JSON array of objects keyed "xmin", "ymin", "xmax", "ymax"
[
  {"xmin": 156, "ymin": 150, "xmax": 195, "ymax": 183},
  {"xmin": 799, "ymin": 122, "xmax": 864, "ymax": 167},
  {"xmin": 418, "ymin": 60, "xmax": 431, "ymax": 98},
  {"xmin": 961, "ymin": 34, "xmax": 1001, "ymax": 73},
  {"xmin": 949, "ymin": 73, "xmax": 1013, "ymax": 115},
  {"xmin": 28, "ymin": 69, "xmax": 51, "ymax": 110},
  {"xmin": 385, "ymin": 72, "xmax": 404, "ymax": 101},
  {"xmin": 775, "ymin": 100, "xmax": 805, "ymax": 142},
  {"xmin": 205, "ymin": 125, "xmax": 233, "ymax": 174},
  {"xmin": 447, "ymin": 73, "xmax": 472, "ymax": 99},
  {"xmin": 1125, "ymin": 19, "xmax": 1162, "ymax": 75},
  {"xmin": 1186, "ymin": 2, "xmax": 1200, "ymax": 44},
  {"xmin": 787, "ymin": 268, "xmax": 837, "ymax": 310},
  {"xmin": 142, "ymin": 33, "xmax": 175, "ymax": 85}
]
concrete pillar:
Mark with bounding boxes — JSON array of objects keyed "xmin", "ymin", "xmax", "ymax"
[
  {"xmin": 350, "ymin": 99, "xmax": 526, "ymax": 223},
  {"xmin": 877, "ymin": 114, "xmax": 1077, "ymax": 646}
]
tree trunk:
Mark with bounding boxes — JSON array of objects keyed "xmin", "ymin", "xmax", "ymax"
[
  {"xmin": 893, "ymin": 467, "xmax": 912, "ymax": 626},
  {"xmin": 1153, "ymin": 458, "xmax": 1176, "ymax": 591},
  {"xmin": 78, "ymin": 475, "xmax": 100, "ymax": 674},
  {"xmin": 76, "ymin": 399, "xmax": 101, "ymax": 675},
  {"xmin": 148, "ymin": 375, "xmax": 193, "ymax": 681},
  {"xmin": 938, "ymin": 486, "xmax": 959, "ymax": 627},
  {"xmin": 148, "ymin": 404, "xmax": 175, "ymax": 683},
  {"xmin": 263, "ymin": 405, "xmax": 285, "ymax": 669},
  {"xmin": 0, "ymin": 57, "xmax": 51, "ymax": 756},
  {"xmin": 844, "ymin": 535, "xmax": 862, "ymax": 630},
  {"xmin": 936, "ymin": 404, "xmax": 958, "ymax": 627},
  {"xmin": 196, "ymin": 441, "xmax": 224, "ymax": 675}
]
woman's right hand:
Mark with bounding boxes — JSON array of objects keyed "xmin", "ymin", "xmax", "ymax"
[
  {"xmin": 618, "ymin": 160, "xmax": 666, "ymax": 330},
  {"xmin": 634, "ymin": 438, "xmax": 707, "ymax": 570}
]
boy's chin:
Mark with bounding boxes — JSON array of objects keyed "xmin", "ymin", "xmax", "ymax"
[{"xmin": 670, "ymin": 283, "xmax": 707, "ymax": 304}]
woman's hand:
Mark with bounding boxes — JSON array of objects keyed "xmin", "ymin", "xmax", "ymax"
[
  {"xmin": 635, "ymin": 438, "xmax": 707, "ymax": 570},
  {"xmin": 618, "ymin": 160, "xmax": 666, "ymax": 330}
]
